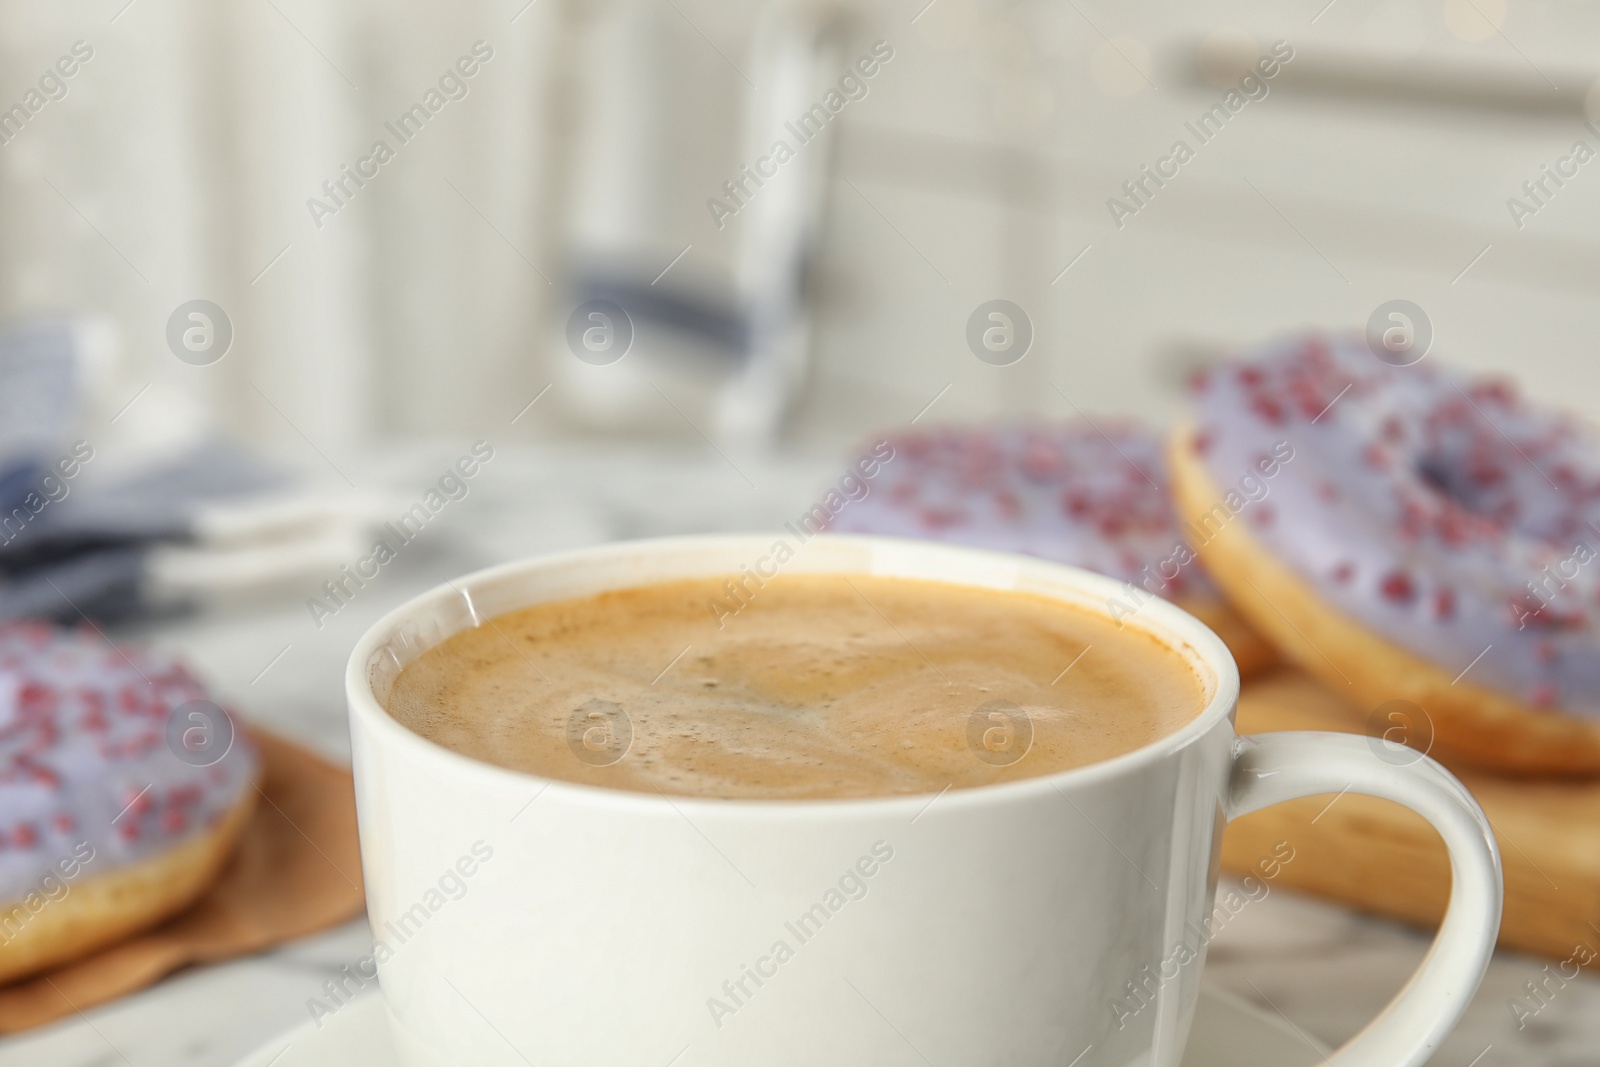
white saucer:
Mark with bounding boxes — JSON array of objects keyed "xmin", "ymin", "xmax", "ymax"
[{"xmin": 233, "ymin": 985, "xmax": 1330, "ymax": 1066}]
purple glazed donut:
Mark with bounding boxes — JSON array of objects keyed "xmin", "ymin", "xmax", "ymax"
[
  {"xmin": 0, "ymin": 621, "xmax": 259, "ymax": 980},
  {"xmin": 826, "ymin": 423, "xmax": 1276, "ymax": 675},
  {"xmin": 1172, "ymin": 331, "xmax": 1600, "ymax": 773}
]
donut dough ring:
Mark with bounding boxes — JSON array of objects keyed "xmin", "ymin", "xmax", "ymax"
[{"xmin": 0, "ymin": 784, "xmax": 256, "ymax": 984}]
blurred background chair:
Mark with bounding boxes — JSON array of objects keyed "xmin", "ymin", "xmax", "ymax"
[{"xmin": 556, "ymin": 0, "xmax": 850, "ymax": 448}]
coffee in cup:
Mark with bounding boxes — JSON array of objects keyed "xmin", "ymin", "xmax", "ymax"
[{"xmin": 384, "ymin": 573, "xmax": 1206, "ymax": 799}]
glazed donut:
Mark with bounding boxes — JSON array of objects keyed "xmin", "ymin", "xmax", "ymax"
[
  {"xmin": 826, "ymin": 422, "xmax": 1277, "ymax": 675},
  {"xmin": 0, "ymin": 621, "xmax": 258, "ymax": 982},
  {"xmin": 1171, "ymin": 332, "xmax": 1600, "ymax": 774}
]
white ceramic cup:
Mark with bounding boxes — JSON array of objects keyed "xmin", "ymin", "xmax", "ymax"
[{"xmin": 346, "ymin": 535, "xmax": 1502, "ymax": 1067}]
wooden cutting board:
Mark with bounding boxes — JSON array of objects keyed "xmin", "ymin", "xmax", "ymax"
[{"xmin": 1223, "ymin": 669, "xmax": 1600, "ymax": 961}]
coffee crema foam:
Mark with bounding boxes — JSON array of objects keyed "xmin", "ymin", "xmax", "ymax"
[{"xmin": 384, "ymin": 574, "xmax": 1207, "ymax": 800}]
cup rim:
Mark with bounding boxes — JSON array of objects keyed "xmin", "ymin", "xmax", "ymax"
[{"xmin": 345, "ymin": 534, "xmax": 1240, "ymax": 817}]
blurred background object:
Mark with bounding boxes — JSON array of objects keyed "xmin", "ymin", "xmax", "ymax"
[
  {"xmin": 2, "ymin": 0, "xmax": 1598, "ymax": 465},
  {"xmin": 0, "ymin": 316, "xmax": 94, "ymax": 513},
  {"xmin": 0, "ymin": 435, "xmax": 400, "ymax": 623},
  {"xmin": 0, "ymin": 308, "xmax": 398, "ymax": 624},
  {"xmin": 555, "ymin": 0, "xmax": 850, "ymax": 447}
]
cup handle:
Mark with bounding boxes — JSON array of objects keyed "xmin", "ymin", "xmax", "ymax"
[{"xmin": 1227, "ymin": 731, "xmax": 1503, "ymax": 1067}]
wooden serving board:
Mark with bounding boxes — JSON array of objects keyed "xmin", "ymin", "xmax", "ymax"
[{"xmin": 1222, "ymin": 670, "xmax": 1600, "ymax": 961}]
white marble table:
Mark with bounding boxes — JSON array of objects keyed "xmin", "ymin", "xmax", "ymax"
[{"xmin": 1, "ymin": 443, "xmax": 1595, "ymax": 1067}]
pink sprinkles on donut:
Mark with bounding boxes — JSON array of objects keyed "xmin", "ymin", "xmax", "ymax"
[{"xmin": 1194, "ymin": 333, "xmax": 1600, "ymax": 713}]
